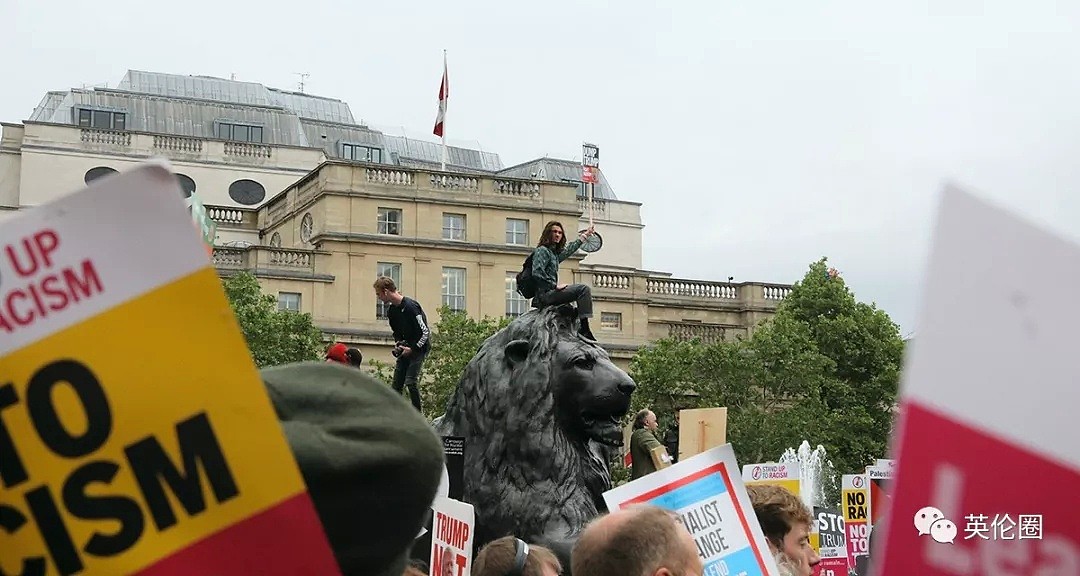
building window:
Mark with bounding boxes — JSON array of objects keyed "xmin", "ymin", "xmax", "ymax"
[
  {"xmin": 506, "ymin": 218, "xmax": 529, "ymax": 245},
  {"xmin": 378, "ymin": 208, "xmax": 402, "ymax": 235},
  {"xmin": 442, "ymin": 267, "xmax": 466, "ymax": 312},
  {"xmin": 600, "ymin": 312, "xmax": 623, "ymax": 331},
  {"xmin": 77, "ymin": 109, "xmax": 126, "ymax": 130},
  {"xmin": 442, "ymin": 213, "xmax": 466, "ymax": 241},
  {"xmin": 506, "ymin": 272, "xmax": 528, "ymax": 317},
  {"xmin": 376, "ymin": 262, "xmax": 402, "ymax": 319},
  {"xmin": 84, "ymin": 166, "xmax": 118, "ymax": 184},
  {"xmin": 278, "ymin": 292, "xmax": 301, "ymax": 312},
  {"xmin": 228, "ymin": 179, "xmax": 266, "ymax": 205},
  {"xmin": 175, "ymin": 173, "xmax": 196, "ymax": 198},
  {"xmin": 269, "ymin": 232, "xmax": 282, "ymax": 247},
  {"xmin": 342, "ymin": 143, "xmax": 382, "ymax": 163},
  {"xmin": 217, "ymin": 122, "xmax": 264, "ymax": 143}
]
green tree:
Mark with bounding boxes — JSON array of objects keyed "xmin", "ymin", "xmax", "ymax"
[
  {"xmin": 722, "ymin": 315, "xmax": 834, "ymax": 467},
  {"xmin": 629, "ymin": 322, "xmax": 832, "ymax": 472},
  {"xmin": 627, "ymin": 258, "xmax": 904, "ymax": 504},
  {"xmin": 221, "ymin": 271, "xmax": 324, "ymax": 368},
  {"xmin": 772, "ymin": 258, "xmax": 905, "ymax": 481},
  {"xmin": 370, "ymin": 306, "xmax": 511, "ymax": 420},
  {"xmin": 628, "ymin": 337, "xmax": 714, "ymax": 428}
]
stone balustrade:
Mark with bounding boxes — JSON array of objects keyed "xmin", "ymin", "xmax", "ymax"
[
  {"xmin": 153, "ymin": 134, "xmax": 203, "ymax": 153},
  {"xmin": 264, "ymin": 165, "xmax": 575, "ymax": 229},
  {"xmin": 647, "ymin": 278, "xmax": 739, "ymax": 300},
  {"xmin": 762, "ymin": 285, "xmax": 792, "ymax": 300},
  {"xmin": 578, "ymin": 197, "xmax": 608, "ymax": 217},
  {"xmin": 223, "ymin": 141, "xmax": 272, "ymax": 159},
  {"xmin": 211, "ymin": 245, "xmax": 316, "ymax": 274},
  {"xmin": 665, "ymin": 322, "xmax": 735, "ymax": 344},
  {"xmin": 51, "ymin": 126, "xmax": 296, "ymax": 167},
  {"xmin": 80, "ymin": 128, "xmax": 131, "ymax": 146},
  {"xmin": 574, "ymin": 269, "xmax": 790, "ymax": 311},
  {"xmin": 205, "ymin": 205, "xmax": 258, "ymax": 228}
]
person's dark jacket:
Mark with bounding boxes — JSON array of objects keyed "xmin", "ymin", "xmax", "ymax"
[
  {"xmin": 663, "ymin": 425, "xmax": 680, "ymax": 464},
  {"xmin": 387, "ymin": 297, "xmax": 431, "ymax": 351},
  {"xmin": 629, "ymin": 428, "xmax": 664, "ymax": 480},
  {"xmin": 530, "ymin": 239, "xmax": 583, "ymax": 294}
]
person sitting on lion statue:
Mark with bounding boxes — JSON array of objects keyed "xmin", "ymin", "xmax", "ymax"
[{"xmin": 529, "ymin": 220, "xmax": 598, "ymax": 341}]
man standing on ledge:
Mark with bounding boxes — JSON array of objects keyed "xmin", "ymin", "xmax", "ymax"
[{"xmin": 374, "ymin": 276, "xmax": 430, "ymax": 412}]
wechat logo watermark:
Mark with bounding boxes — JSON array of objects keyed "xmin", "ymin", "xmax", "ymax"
[
  {"xmin": 915, "ymin": 506, "xmax": 1044, "ymax": 543},
  {"xmin": 914, "ymin": 506, "xmax": 957, "ymax": 544}
]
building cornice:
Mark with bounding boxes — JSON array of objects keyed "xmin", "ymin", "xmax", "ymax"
[
  {"xmin": 311, "ymin": 232, "xmax": 587, "ymax": 261},
  {"xmin": 16, "ymin": 143, "xmax": 313, "ymax": 175}
]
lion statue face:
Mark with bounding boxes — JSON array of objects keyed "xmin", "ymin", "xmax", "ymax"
[{"xmin": 548, "ymin": 337, "xmax": 635, "ymax": 448}]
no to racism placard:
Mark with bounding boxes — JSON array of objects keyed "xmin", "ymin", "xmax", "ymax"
[
  {"xmin": 840, "ymin": 474, "xmax": 869, "ymax": 569},
  {"xmin": 0, "ymin": 162, "xmax": 340, "ymax": 575},
  {"xmin": 603, "ymin": 444, "xmax": 780, "ymax": 576}
]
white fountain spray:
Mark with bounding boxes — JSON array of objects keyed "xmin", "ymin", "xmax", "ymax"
[{"xmin": 779, "ymin": 441, "xmax": 839, "ymax": 510}]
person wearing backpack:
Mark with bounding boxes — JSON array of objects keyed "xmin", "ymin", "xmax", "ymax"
[{"xmin": 518, "ymin": 220, "xmax": 598, "ymax": 341}]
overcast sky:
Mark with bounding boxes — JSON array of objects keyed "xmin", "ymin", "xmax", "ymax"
[{"xmin": 5, "ymin": 0, "xmax": 1080, "ymax": 335}]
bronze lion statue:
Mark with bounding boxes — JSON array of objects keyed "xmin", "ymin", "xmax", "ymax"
[{"xmin": 432, "ymin": 304, "xmax": 635, "ymax": 570}]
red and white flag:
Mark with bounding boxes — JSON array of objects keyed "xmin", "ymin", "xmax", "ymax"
[{"xmin": 433, "ymin": 53, "xmax": 448, "ymax": 137}]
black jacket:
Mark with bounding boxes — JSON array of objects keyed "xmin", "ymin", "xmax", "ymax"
[{"xmin": 388, "ymin": 297, "xmax": 431, "ymax": 351}]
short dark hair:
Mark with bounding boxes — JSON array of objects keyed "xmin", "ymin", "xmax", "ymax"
[
  {"xmin": 373, "ymin": 276, "xmax": 397, "ymax": 292},
  {"xmin": 571, "ymin": 505, "xmax": 693, "ymax": 576},
  {"xmin": 632, "ymin": 409, "xmax": 652, "ymax": 430},
  {"xmin": 473, "ymin": 536, "xmax": 562, "ymax": 576},
  {"xmin": 345, "ymin": 348, "xmax": 363, "ymax": 367}
]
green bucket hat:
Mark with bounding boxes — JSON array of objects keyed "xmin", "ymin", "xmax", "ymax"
[{"xmin": 262, "ymin": 362, "xmax": 445, "ymax": 576}]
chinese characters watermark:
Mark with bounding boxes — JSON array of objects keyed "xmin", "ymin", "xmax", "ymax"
[{"xmin": 915, "ymin": 507, "xmax": 1043, "ymax": 544}]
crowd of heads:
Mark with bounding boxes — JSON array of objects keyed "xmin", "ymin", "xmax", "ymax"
[
  {"xmin": 325, "ymin": 342, "xmax": 364, "ymax": 367},
  {"xmin": 453, "ymin": 482, "xmax": 819, "ymax": 576}
]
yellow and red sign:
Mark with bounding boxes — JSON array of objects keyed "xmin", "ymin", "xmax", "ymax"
[
  {"xmin": 841, "ymin": 474, "xmax": 869, "ymax": 570},
  {"xmin": 0, "ymin": 162, "xmax": 340, "ymax": 575}
]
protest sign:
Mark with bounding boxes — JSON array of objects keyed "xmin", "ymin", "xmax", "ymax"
[
  {"xmin": 430, "ymin": 497, "xmax": 474, "ymax": 576},
  {"xmin": 840, "ymin": 474, "xmax": 869, "ymax": 569},
  {"xmin": 442, "ymin": 436, "xmax": 465, "ymax": 501},
  {"xmin": 865, "ymin": 464, "xmax": 892, "ymax": 528},
  {"xmin": 876, "ymin": 184, "xmax": 1080, "ymax": 574},
  {"xmin": 742, "ymin": 462, "xmax": 801, "ymax": 498},
  {"xmin": 603, "ymin": 444, "xmax": 780, "ymax": 576},
  {"xmin": 812, "ymin": 507, "xmax": 847, "ymax": 576},
  {"xmin": 0, "ymin": 162, "xmax": 339, "ymax": 575},
  {"xmin": 677, "ymin": 407, "xmax": 727, "ymax": 460}
]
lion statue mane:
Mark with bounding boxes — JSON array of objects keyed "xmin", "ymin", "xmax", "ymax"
[{"xmin": 433, "ymin": 304, "xmax": 636, "ymax": 569}]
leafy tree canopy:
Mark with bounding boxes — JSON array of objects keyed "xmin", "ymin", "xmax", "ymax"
[
  {"xmin": 629, "ymin": 258, "xmax": 904, "ymax": 503},
  {"xmin": 222, "ymin": 271, "xmax": 324, "ymax": 368}
]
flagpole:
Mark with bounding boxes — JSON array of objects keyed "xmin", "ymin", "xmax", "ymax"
[
  {"xmin": 440, "ymin": 49, "xmax": 448, "ymax": 172},
  {"xmin": 588, "ymin": 180, "xmax": 594, "ymax": 228}
]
